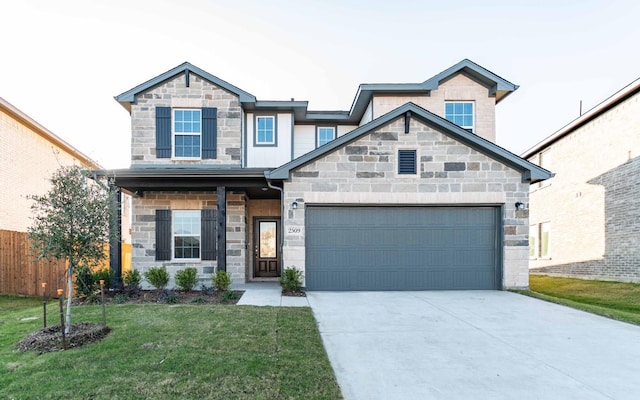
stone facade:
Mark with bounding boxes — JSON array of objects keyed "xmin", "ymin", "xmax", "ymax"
[
  {"xmin": 528, "ymin": 90, "xmax": 640, "ymax": 282},
  {"xmin": 372, "ymin": 74, "xmax": 497, "ymax": 142},
  {"xmin": 282, "ymin": 117, "xmax": 530, "ymax": 289},
  {"xmin": 130, "ymin": 74, "xmax": 242, "ymax": 165},
  {"xmin": 131, "ymin": 191, "xmax": 247, "ymax": 289}
]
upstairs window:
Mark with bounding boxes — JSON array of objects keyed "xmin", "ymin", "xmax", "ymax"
[
  {"xmin": 445, "ymin": 102, "xmax": 474, "ymax": 132},
  {"xmin": 156, "ymin": 107, "xmax": 217, "ymax": 160},
  {"xmin": 256, "ymin": 116, "xmax": 276, "ymax": 145},
  {"xmin": 398, "ymin": 149, "xmax": 417, "ymax": 175},
  {"xmin": 317, "ymin": 127, "xmax": 336, "ymax": 147},
  {"xmin": 173, "ymin": 109, "xmax": 201, "ymax": 158}
]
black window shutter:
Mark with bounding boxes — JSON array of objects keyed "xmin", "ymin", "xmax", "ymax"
[
  {"xmin": 155, "ymin": 210, "xmax": 171, "ymax": 261},
  {"xmin": 156, "ymin": 107, "xmax": 172, "ymax": 158},
  {"xmin": 201, "ymin": 209, "xmax": 217, "ymax": 260},
  {"xmin": 202, "ymin": 107, "xmax": 218, "ymax": 159},
  {"xmin": 398, "ymin": 150, "xmax": 417, "ymax": 174}
]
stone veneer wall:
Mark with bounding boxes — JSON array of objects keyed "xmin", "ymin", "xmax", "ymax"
[
  {"xmin": 132, "ymin": 191, "xmax": 246, "ymax": 289},
  {"xmin": 130, "ymin": 73, "xmax": 242, "ymax": 165},
  {"xmin": 282, "ymin": 117, "xmax": 530, "ymax": 289},
  {"xmin": 372, "ymin": 74, "xmax": 497, "ymax": 142}
]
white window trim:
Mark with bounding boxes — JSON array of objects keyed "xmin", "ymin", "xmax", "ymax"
[
  {"xmin": 172, "ymin": 210, "xmax": 201, "ymax": 261},
  {"xmin": 255, "ymin": 115, "xmax": 276, "ymax": 146},
  {"xmin": 316, "ymin": 126, "xmax": 336, "ymax": 147},
  {"xmin": 444, "ymin": 101, "xmax": 475, "ymax": 132},
  {"xmin": 172, "ymin": 109, "xmax": 202, "ymax": 160}
]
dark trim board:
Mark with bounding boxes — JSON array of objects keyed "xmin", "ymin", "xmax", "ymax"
[{"xmin": 305, "ymin": 205, "xmax": 502, "ymax": 291}]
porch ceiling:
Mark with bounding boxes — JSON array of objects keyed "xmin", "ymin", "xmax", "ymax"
[{"xmin": 98, "ymin": 167, "xmax": 281, "ymax": 199}]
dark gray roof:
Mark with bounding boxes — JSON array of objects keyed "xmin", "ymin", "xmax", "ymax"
[
  {"xmin": 267, "ymin": 102, "xmax": 551, "ymax": 183},
  {"xmin": 114, "ymin": 62, "xmax": 257, "ymax": 110},
  {"xmin": 114, "ymin": 59, "xmax": 517, "ymax": 123}
]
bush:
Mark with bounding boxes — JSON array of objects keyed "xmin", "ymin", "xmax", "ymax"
[
  {"xmin": 144, "ymin": 266, "xmax": 169, "ymax": 290},
  {"xmin": 221, "ymin": 290, "xmax": 239, "ymax": 303},
  {"xmin": 279, "ymin": 267, "xmax": 304, "ymax": 292},
  {"xmin": 123, "ymin": 270, "xmax": 142, "ymax": 287},
  {"xmin": 212, "ymin": 270, "xmax": 232, "ymax": 291},
  {"xmin": 74, "ymin": 266, "xmax": 112, "ymax": 298},
  {"xmin": 113, "ymin": 293, "xmax": 129, "ymax": 304},
  {"xmin": 175, "ymin": 267, "xmax": 198, "ymax": 292}
]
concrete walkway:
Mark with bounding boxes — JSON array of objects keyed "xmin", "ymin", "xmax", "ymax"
[
  {"xmin": 233, "ymin": 281, "xmax": 309, "ymax": 307},
  {"xmin": 307, "ymin": 290, "xmax": 640, "ymax": 400}
]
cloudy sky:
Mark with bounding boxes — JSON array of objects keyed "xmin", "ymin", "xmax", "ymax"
[{"xmin": 2, "ymin": 0, "xmax": 639, "ymax": 168}]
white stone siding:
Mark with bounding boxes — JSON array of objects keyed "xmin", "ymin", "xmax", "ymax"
[
  {"xmin": 130, "ymin": 73, "xmax": 241, "ymax": 165},
  {"xmin": 282, "ymin": 117, "xmax": 529, "ymax": 289},
  {"xmin": 131, "ymin": 191, "xmax": 246, "ymax": 289},
  {"xmin": 528, "ymin": 91, "xmax": 640, "ymax": 281},
  {"xmin": 0, "ymin": 106, "xmax": 94, "ymax": 232},
  {"xmin": 371, "ymin": 74, "xmax": 497, "ymax": 142}
]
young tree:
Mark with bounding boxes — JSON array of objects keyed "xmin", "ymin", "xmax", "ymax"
[{"xmin": 28, "ymin": 165, "xmax": 115, "ymax": 334}]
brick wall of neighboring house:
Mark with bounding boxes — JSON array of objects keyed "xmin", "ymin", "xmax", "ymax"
[
  {"xmin": 528, "ymin": 91, "xmax": 640, "ymax": 282},
  {"xmin": 372, "ymin": 74, "xmax": 497, "ymax": 142},
  {"xmin": 282, "ymin": 117, "xmax": 530, "ymax": 289},
  {"xmin": 0, "ymin": 100, "xmax": 96, "ymax": 232},
  {"xmin": 131, "ymin": 191, "xmax": 247, "ymax": 289},
  {"xmin": 130, "ymin": 74, "xmax": 242, "ymax": 165}
]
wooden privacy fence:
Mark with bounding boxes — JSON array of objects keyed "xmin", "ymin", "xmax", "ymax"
[
  {"xmin": 0, "ymin": 230, "xmax": 68, "ymax": 296},
  {"xmin": 1, "ymin": 230, "xmax": 132, "ymax": 296}
]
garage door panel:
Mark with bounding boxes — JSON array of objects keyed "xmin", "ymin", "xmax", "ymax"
[{"xmin": 305, "ymin": 206, "xmax": 500, "ymax": 291}]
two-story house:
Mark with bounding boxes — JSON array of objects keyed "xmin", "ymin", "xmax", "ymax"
[
  {"xmin": 524, "ymin": 77, "xmax": 640, "ymax": 282},
  {"xmin": 108, "ymin": 59, "xmax": 551, "ymax": 291}
]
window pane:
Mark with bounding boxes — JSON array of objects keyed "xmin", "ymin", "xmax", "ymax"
[
  {"xmin": 175, "ymin": 135, "xmax": 201, "ymax": 157},
  {"xmin": 256, "ymin": 116, "xmax": 275, "ymax": 144},
  {"xmin": 259, "ymin": 222, "xmax": 277, "ymax": 258},
  {"xmin": 174, "ymin": 236, "xmax": 200, "ymax": 259},
  {"xmin": 540, "ymin": 222, "xmax": 550, "ymax": 257},
  {"xmin": 318, "ymin": 127, "xmax": 335, "ymax": 146}
]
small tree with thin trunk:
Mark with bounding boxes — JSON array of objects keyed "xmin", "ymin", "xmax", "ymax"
[{"xmin": 28, "ymin": 165, "xmax": 115, "ymax": 335}]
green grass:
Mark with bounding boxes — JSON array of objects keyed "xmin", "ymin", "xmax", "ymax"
[
  {"xmin": 518, "ymin": 275, "xmax": 640, "ymax": 325},
  {"xmin": 0, "ymin": 296, "xmax": 342, "ymax": 399}
]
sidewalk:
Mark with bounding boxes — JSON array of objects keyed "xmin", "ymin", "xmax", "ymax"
[{"xmin": 233, "ymin": 281, "xmax": 309, "ymax": 307}]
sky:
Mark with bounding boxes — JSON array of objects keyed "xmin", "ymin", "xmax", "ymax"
[{"xmin": 2, "ymin": 0, "xmax": 640, "ymax": 169}]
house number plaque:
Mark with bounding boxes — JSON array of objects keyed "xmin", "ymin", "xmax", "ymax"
[{"xmin": 287, "ymin": 227, "xmax": 302, "ymax": 234}]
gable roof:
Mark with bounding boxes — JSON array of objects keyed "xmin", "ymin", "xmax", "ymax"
[
  {"xmin": 345, "ymin": 59, "xmax": 519, "ymax": 124},
  {"xmin": 267, "ymin": 102, "xmax": 551, "ymax": 183},
  {"xmin": 114, "ymin": 62, "xmax": 257, "ymax": 111},
  {"xmin": 521, "ymin": 76, "xmax": 640, "ymax": 159}
]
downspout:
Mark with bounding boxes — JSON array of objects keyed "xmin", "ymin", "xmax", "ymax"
[{"xmin": 265, "ymin": 173, "xmax": 285, "ymax": 272}]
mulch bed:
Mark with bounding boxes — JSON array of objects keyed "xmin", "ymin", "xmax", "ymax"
[
  {"xmin": 72, "ymin": 288, "xmax": 245, "ymax": 306},
  {"xmin": 282, "ymin": 290, "xmax": 306, "ymax": 297},
  {"xmin": 17, "ymin": 323, "xmax": 111, "ymax": 353}
]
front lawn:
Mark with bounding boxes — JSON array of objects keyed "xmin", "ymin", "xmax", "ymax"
[
  {"xmin": 0, "ymin": 297, "xmax": 342, "ymax": 399},
  {"xmin": 522, "ymin": 275, "xmax": 640, "ymax": 325}
]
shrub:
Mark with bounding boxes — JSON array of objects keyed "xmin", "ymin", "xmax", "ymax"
[
  {"xmin": 175, "ymin": 267, "xmax": 198, "ymax": 292},
  {"xmin": 212, "ymin": 270, "xmax": 232, "ymax": 291},
  {"xmin": 166, "ymin": 292, "xmax": 179, "ymax": 304},
  {"xmin": 221, "ymin": 290, "xmax": 239, "ymax": 303},
  {"xmin": 200, "ymin": 284, "xmax": 215, "ymax": 296},
  {"xmin": 123, "ymin": 270, "xmax": 142, "ymax": 287},
  {"xmin": 279, "ymin": 267, "xmax": 304, "ymax": 292},
  {"xmin": 113, "ymin": 293, "xmax": 129, "ymax": 304},
  {"xmin": 75, "ymin": 266, "xmax": 112, "ymax": 298},
  {"xmin": 144, "ymin": 266, "xmax": 169, "ymax": 290},
  {"xmin": 191, "ymin": 297, "xmax": 206, "ymax": 304}
]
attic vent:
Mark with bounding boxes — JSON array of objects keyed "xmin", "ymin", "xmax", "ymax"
[{"xmin": 398, "ymin": 149, "xmax": 417, "ymax": 175}]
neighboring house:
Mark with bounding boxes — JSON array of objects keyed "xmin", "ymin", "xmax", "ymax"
[
  {"xmin": 523, "ymin": 78, "xmax": 640, "ymax": 282},
  {"xmin": 0, "ymin": 97, "xmax": 132, "ymax": 278},
  {"xmin": 108, "ymin": 59, "xmax": 551, "ymax": 291},
  {"xmin": 0, "ymin": 97, "xmax": 101, "ymax": 232}
]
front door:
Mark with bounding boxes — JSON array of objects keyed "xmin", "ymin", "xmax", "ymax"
[{"xmin": 254, "ymin": 218, "xmax": 281, "ymax": 278}]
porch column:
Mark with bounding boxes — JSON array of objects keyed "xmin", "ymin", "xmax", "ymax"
[
  {"xmin": 217, "ymin": 186, "xmax": 226, "ymax": 271},
  {"xmin": 109, "ymin": 187, "xmax": 123, "ymax": 289}
]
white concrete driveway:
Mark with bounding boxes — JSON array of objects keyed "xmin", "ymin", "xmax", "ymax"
[{"xmin": 307, "ymin": 291, "xmax": 640, "ymax": 400}]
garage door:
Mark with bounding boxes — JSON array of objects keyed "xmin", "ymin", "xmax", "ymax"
[{"xmin": 305, "ymin": 206, "xmax": 500, "ymax": 291}]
